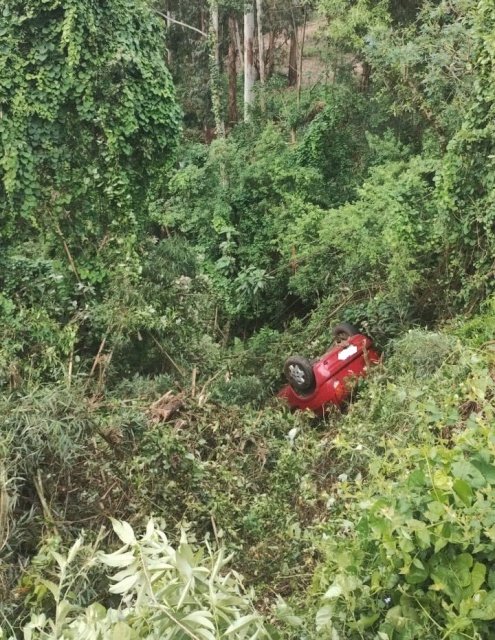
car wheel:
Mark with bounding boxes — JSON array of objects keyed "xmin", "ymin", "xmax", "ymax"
[
  {"xmin": 284, "ymin": 355, "xmax": 316, "ymax": 394},
  {"xmin": 332, "ymin": 322, "xmax": 360, "ymax": 343}
]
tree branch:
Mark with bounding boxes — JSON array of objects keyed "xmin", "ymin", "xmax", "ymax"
[{"xmin": 154, "ymin": 9, "xmax": 207, "ymax": 38}]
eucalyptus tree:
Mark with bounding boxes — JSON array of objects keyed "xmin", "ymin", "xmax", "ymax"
[{"xmin": 244, "ymin": 1, "xmax": 256, "ymax": 119}]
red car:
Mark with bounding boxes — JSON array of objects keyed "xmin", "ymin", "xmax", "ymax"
[{"xmin": 279, "ymin": 322, "xmax": 380, "ymax": 413}]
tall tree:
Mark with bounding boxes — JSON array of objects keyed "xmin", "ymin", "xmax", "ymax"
[
  {"xmin": 0, "ymin": 0, "xmax": 180, "ymax": 272},
  {"xmin": 209, "ymin": 0, "xmax": 225, "ymax": 136},
  {"xmin": 244, "ymin": 1, "xmax": 256, "ymax": 120},
  {"xmin": 288, "ymin": 28, "xmax": 298, "ymax": 86},
  {"xmin": 228, "ymin": 14, "xmax": 239, "ymax": 124},
  {"xmin": 256, "ymin": 0, "xmax": 266, "ymax": 86}
]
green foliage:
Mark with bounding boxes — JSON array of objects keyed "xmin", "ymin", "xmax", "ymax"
[
  {"xmin": 163, "ymin": 125, "xmax": 324, "ymax": 326},
  {"xmin": 317, "ymin": 0, "xmax": 494, "ymax": 311},
  {"xmin": 211, "ymin": 374, "xmax": 267, "ymax": 407},
  {"xmin": 162, "ymin": 79, "xmax": 387, "ymax": 332},
  {"xmin": 288, "ymin": 329, "xmax": 495, "ymax": 639},
  {"xmin": 295, "ymin": 86, "xmax": 377, "ymax": 203},
  {"xmin": 0, "ymin": 0, "xmax": 180, "ymax": 243},
  {"xmin": 15, "ymin": 519, "xmax": 269, "ymax": 639},
  {"xmin": 0, "ymin": 0, "xmax": 184, "ymax": 385},
  {"xmin": 363, "ymin": 0, "xmax": 477, "ymax": 142},
  {"xmin": 283, "ymin": 155, "xmax": 439, "ymax": 338},
  {"xmin": 0, "ymin": 371, "xmax": 321, "ymax": 629},
  {"xmin": 3, "ymin": 0, "xmax": 495, "ymax": 636},
  {"xmin": 451, "ymin": 298, "xmax": 495, "ymax": 348},
  {"xmin": 318, "ymin": 0, "xmax": 390, "ymax": 55},
  {"xmin": 433, "ymin": 0, "xmax": 495, "ymax": 305},
  {"xmin": 0, "ymin": 236, "xmax": 221, "ymax": 384}
]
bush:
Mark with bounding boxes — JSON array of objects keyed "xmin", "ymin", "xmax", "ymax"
[
  {"xmin": 15, "ymin": 519, "xmax": 270, "ymax": 640},
  {"xmin": 300, "ymin": 330, "xmax": 495, "ymax": 639}
]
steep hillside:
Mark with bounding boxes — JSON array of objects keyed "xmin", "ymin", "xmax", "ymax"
[{"xmin": 1, "ymin": 0, "xmax": 495, "ymax": 638}]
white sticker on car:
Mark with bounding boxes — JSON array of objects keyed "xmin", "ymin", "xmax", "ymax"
[{"xmin": 338, "ymin": 344, "xmax": 358, "ymax": 361}]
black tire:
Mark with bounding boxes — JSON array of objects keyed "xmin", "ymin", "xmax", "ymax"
[
  {"xmin": 332, "ymin": 322, "xmax": 360, "ymax": 343},
  {"xmin": 284, "ymin": 355, "xmax": 316, "ymax": 394}
]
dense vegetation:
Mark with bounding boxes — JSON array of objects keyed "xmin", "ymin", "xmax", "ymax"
[{"xmin": 0, "ymin": 0, "xmax": 494, "ymax": 638}]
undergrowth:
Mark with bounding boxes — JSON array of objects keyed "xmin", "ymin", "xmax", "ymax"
[{"xmin": 1, "ymin": 310, "xmax": 494, "ymax": 637}]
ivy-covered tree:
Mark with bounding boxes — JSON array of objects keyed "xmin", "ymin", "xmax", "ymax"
[{"xmin": 0, "ymin": 0, "xmax": 181, "ymax": 281}]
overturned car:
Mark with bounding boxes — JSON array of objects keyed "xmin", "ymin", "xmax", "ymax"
[{"xmin": 279, "ymin": 322, "xmax": 380, "ymax": 413}]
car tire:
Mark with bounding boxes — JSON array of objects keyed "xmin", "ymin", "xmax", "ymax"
[
  {"xmin": 284, "ymin": 355, "xmax": 316, "ymax": 395},
  {"xmin": 332, "ymin": 322, "xmax": 360, "ymax": 343}
]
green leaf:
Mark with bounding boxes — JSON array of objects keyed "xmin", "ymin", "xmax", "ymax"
[
  {"xmin": 471, "ymin": 591, "xmax": 495, "ymax": 620},
  {"xmin": 488, "ymin": 568, "xmax": 495, "ymax": 591},
  {"xmin": 405, "ymin": 558, "xmax": 428, "ymax": 585},
  {"xmin": 426, "ymin": 501, "xmax": 446, "ymax": 522},
  {"xmin": 453, "ymin": 478, "xmax": 474, "ymax": 505},
  {"xmin": 225, "ymin": 614, "xmax": 260, "ymax": 635},
  {"xmin": 472, "ymin": 562, "xmax": 487, "ymax": 593},
  {"xmin": 407, "ymin": 469, "xmax": 426, "ymax": 488},
  {"xmin": 111, "ymin": 622, "xmax": 133, "ymax": 640},
  {"xmin": 471, "ymin": 458, "xmax": 495, "ymax": 484},
  {"xmin": 451, "ymin": 461, "xmax": 486, "ymax": 488},
  {"xmin": 354, "ymin": 612, "xmax": 380, "ymax": 630},
  {"xmin": 430, "ymin": 554, "xmax": 473, "ymax": 605}
]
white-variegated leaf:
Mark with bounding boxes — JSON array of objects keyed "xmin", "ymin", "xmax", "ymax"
[
  {"xmin": 110, "ymin": 519, "xmax": 136, "ymax": 545},
  {"xmin": 112, "ymin": 567, "xmax": 137, "ymax": 582},
  {"xmin": 182, "ymin": 610, "xmax": 215, "ymax": 631},
  {"xmin": 51, "ymin": 551, "xmax": 67, "ymax": 570},
  {"xmin": 316, "ymin": 605, "xmax": 334, "ymax": 631},
  {"xmin": 55, "ymin": 600, "xmax": 72, "ymax": 627},
  {"xmin": 111, "ymin": 621, "xmax": 133, "ymax": 640},
  {"xmin": 85, "ymin": 603, "xmax": 107, "ymax": 621},
  {"xmin": 225, "ymin": 614, "xmax": 259, "ymax": 635},
  {"xmin": 176, "ymin": 577, "xmax": 193, "ymax": 609},
  {"xmin": 100, "ymin": 550, "xmax": 136, "ymax": 568},
  {"xmin": 145, "ymin": 518, "xmax": 155, "ymax": 540},
  {"xmin": 323, "ymin": 583, "xmax": 343, "ymax": 599},
  {"xmin": 67, "ymin": 537, "xmax": 83, "ymax": 564},
  {"xmin": 195, "ymin": 629, "xmax": 216, "ymax": 640},
  {"xmin": 109, "ymin": 573, "xmax": 139, "ymax": 595},
  {"xmin": 282, "ymin": 614, "xmax": 303, "ymax": 627},
  {"xmin": 176, "ymin": 548, "xmax": 193, "ymax": 580},
  {"xmin": 40, "ymin": 579, "xmax": 59, "ymax": 599}
]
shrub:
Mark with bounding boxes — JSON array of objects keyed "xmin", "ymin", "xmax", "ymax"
[
  {"xmin": 305, "ymin": 331, "xmax": 495, "ymax": 639},
  {"xmin": 14, "ymin": 519, "xmax": 270, "ymax": 640}
]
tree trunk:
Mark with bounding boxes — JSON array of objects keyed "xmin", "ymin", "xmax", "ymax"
[
  {"xmin": 244, "ymin": 1, "xmax": 256, "ymax": 121},
  {"xmin": 235, "ymin": 18, "xmax": 244, "ymax": 73},
  {"xmin": 165, "ymin": 8, "xmax": 173, "ymax": 67},
  {"xmin": 296, "ymin": 8, "xmax": 307, "ymax": 104},
  {"xmin": 288, "ymin": 29, "xmax": 298, "ymax": 87},
  {"xmin": 256, "ymin": 0, "xmax": 266, "ymax": 86},
  {"xmin": 266, "ymin": 30, "xmax": 275, "ymax": 78},
  {"xmin": 228, "ymin": 15, "xmax": 238, "ymax": 125},
  {"xmin": 361, "ymin": 60, "xmax": 371, "ymax": 92},
  {"xmin": 212, "ymin": 3, "xmax": 220, "ymax": 68},
  {"xmin": 209, "ymin": 1, "xmax": 225, "ymax": 137}
]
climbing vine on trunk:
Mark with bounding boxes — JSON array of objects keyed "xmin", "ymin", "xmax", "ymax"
[{"xmin": 0, "ymin": 0, "xmax": 181, "ymax": 280}]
